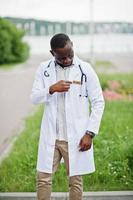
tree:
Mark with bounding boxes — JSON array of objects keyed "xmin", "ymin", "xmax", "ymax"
[{"xmin": 0, "ymin": 18, "xmax": 29, "ymax": 64}]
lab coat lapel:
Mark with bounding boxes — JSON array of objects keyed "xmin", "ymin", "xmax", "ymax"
[{"xmin": 68, "ymin": 56, "xmax": 81, "ymax": 82}]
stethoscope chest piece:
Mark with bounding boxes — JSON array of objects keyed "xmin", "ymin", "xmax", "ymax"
[{"xmin": 44, "ymin": 70, "xmax": 50, "ymax": 77}]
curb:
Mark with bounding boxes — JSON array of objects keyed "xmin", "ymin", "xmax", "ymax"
[{"xmin": 0, "ymin": 191, "xmax": 133, "ymax": 200}]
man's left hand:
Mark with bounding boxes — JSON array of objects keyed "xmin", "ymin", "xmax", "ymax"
[{"xmin": 79, "ymin": 134, "xmax": 92, "ymax": 151}]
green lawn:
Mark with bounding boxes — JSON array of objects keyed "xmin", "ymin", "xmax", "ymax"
[
  {"xmin": 0, "ymin": 100, "xmax": 133, "ymax": 192},
  {"xmin": 95, "ymin": 60, "xmax": 115, "ymax": 68},
  {"xmin": 99, "ymin": 73, "xmax": 133, "ymax": 93},
  {"xmin": 0, "ymin": 73, "xmax": 133, "ymax": 192},
  {"xmin": 0, "ymin": 60, "xmax": 26, "ymax": 70}
]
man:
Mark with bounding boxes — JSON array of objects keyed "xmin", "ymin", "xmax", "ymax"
[{"xmin": 31, "ymin": 33, "xmax": 105, "ymax": 200}]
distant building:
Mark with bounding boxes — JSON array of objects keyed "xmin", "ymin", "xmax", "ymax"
[{"xmin": 3, "ymin": 17, "xmax": 133, "ymax": 35}]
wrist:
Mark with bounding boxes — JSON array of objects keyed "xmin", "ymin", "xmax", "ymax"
[{"xmin": 85, "ymin": 131, "xmax": 95, "ymax": 138}]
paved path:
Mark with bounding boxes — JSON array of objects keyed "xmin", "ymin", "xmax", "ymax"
[
  {"xmin": 0, "ymin": 54, "xmax": 50, "ymax": 158},
  {"xmin": 0, "ymin": 53, "xmax": 133, "ymax": 159},
  {"xmin": 0, "ymin": 191, "xmax": 133, "ymax": 200}
]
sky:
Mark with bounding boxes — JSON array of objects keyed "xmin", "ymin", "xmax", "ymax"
[{"xmin": 0, "ymin": 0, "xmax": 133, "ymax": 22}]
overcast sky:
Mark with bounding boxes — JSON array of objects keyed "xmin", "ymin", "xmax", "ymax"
[{"xmin": 0, "ymin": 0, "xmax": 133, "ymax": 22}]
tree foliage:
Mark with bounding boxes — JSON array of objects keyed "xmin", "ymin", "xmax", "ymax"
[{"xmin": 0, "ymin": 18, "xmax": 29, "ymax": 64}]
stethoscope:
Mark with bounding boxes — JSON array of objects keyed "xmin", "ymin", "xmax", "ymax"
[
  {"xmin": 78, "ymin": 64, "xmax": 88, "ymax": 97},
  {"xmin": 44, "ymin": 61, "xmax": 52, "ymax": 77},
  {"xmin": 44, "ymin": 61, "xmax": 88, "ymax": 98}
]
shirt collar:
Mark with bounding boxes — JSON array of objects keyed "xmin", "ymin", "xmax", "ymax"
[
  {"xmin": 54, "ymin": 61, "xmax": 74, "ymax": 69},
  {"xmin": 52, "ymin": 55, "xmax": 80, "ymax": 69}
]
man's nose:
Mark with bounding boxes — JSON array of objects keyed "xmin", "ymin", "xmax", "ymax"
[{"xmin": 63, "ymin": 57, "xmax": 71, "ymax": 64}]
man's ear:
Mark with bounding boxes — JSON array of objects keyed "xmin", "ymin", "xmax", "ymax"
[
  {"xmin": 50, "ymin": 50, "xmax": 54, "ymax": 56},
  {"xmin": 70, "ymin": 41, "xmax": 73, "ymax": 46}
]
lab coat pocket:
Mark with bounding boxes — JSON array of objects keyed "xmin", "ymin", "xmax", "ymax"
[{"xmin": 71, "ymin": 84, "xmax": 89, "ymax": 118}]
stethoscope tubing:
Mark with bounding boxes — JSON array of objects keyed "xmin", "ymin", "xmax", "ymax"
[
  {"xmin": 44, "ymin": 61, "xmax": 88, "ymax": 97},
  {"xmin": 44, "ymin": 61, "xmax": 87, "ymax": 85},
  {"xmin": 78, "ymin": 64, "xmax": 87, "ymax": 85},
  {"xmin": 43, "ymin": 61, "xmax": 88, "ymax": 97}
]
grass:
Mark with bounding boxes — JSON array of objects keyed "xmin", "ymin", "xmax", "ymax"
[
  {"xmin": 99, "ymin": 73, "xmax": 133, "ymax": 92},
  {"xmin": 84, "ymin": 101, "xmax": 133, "ymax": 191},
  {"xmin": 0, "ymin": 62, "xmax": 23, "ymax": 70},
  {"xmin": 0, "ymin": 73, "xmax": 133, "ymax": 192},
  {"xmin": 95, "ymin": 60, "xmax": 115, "ymax": 68},
  {"xmin": 0, "ymin": 100, "xmax": 133, "ymax": 192},
  {"xmin": 0, "ymin": 106, "xmax": 42, "ymax": 192}
]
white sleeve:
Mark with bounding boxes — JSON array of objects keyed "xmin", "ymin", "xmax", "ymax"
[
  {"xmin": 86, "ymin": 65, "xmax": 105, "ymax": 135},
  {"xmin": 30, "ymin": 64, "xmax": 53, "ymax": 104}
]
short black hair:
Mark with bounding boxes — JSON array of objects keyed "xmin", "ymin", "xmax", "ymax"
[{"xmin": 50, "ymin": 33, "xmax": 71, "ymax": 50}]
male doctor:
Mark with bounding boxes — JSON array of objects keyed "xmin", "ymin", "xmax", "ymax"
[{"xmin": 31, "ymin": 33, "xmax": 105, "ymax": 200}]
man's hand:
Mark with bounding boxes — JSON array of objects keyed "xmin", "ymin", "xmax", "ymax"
[
  {"xmin": 49, "ymin": 80, "xmax": 72, "ymax": 94},
  {"xmin": 79, "ymin": 134, "xmax": 92, "ymax": 151}
]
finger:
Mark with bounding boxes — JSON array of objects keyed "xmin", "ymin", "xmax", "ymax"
[
  {"xmin": 87, "ymin": 144, "xmax": 92, "ymax": 149},
  {"xmin": 64, "ymin": 83, "xmax": 71, "ymax": 87},
  {"xmin": 85, "ymin": 145, "xmax": 90, "ymax": 150},
  {"xmin": 81, "ymin": 143, "xmax": 89, "ymax": 150},
  {"xmin": 79, "ymin": 147, "xmax": 86, "ymax": 152},
  {"xmin": 79, "ymin": 145, "xmax": 84, "ymax": 151},
  {"xmin": 79, "ymin": 139, "xmax": 83, "ymax": 147},
  {"xmin": 64, "ymin": 86, "xmax": 70, "ymax": 90},
  {"xmin": 79, "ymin": 149, "xmax": 83, "ymax": 152},
  {"xmin": 65, "ymin": 81, "xmax": 72, "ymax": 84},
  {"xmin": 64, "ymin": 89, "xmax": 69, "ymax": 92},
  {"xmin": 85, "ymin": 144, "xmax": 92, "ymax": 150},
  {"xmin": 63, "ymin": 88, "xmax": 70, "ymax": 92},
  {"xmin": 79, "ymin": 146, "xmax": 89, "ymax": 152},
  {"xmin": 60, "ymin": 90, "xmax": 68, "ymax": 92},
  {"xmin": 64, "ymin": 84, "xmax": 71, "ymax": 88}
]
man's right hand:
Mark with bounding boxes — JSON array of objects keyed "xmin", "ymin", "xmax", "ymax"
[{"xmin": 49, "ymin": 80, "xmax": 72, "ymax": 94}]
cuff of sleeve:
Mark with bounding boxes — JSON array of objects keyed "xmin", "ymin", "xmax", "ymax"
[{"xmin": 46, "ymin": 87, "xmax": 53, "ymax": 99}]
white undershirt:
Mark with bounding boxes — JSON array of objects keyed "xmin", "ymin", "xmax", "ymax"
[{"xmin": 56, "ymin": 64, "xmax": 72, "ymax": 141}]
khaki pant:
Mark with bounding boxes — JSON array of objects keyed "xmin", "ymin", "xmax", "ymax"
[{"xmin": 37, "ymin": 140, "xmax": 83, "ymax": 200}]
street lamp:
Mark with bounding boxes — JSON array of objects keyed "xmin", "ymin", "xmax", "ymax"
[{"xmin": 90, "ymin": 0, "xmax": 94, "ymax": 64}]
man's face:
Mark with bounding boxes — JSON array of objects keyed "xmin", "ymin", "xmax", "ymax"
[{"xmin": 50, "ymin": 41, "xmax": 74, "ymax": 67}]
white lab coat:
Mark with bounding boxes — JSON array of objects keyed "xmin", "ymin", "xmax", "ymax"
[{"xmin": 31, "ymin": 56, "xmax": 105, "ymax": 176}]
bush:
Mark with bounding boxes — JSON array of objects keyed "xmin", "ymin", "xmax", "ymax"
[{"xmin": 0, "ymin": 18, "xmax": 29, "ymax": 64}]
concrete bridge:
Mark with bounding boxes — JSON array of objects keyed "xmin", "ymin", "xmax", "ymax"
[{"xmin": 5, "ymin": 17, "xmax": 133, "ymax": 36}]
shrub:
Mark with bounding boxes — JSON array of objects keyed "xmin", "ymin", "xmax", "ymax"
[{"xmin": 0, "ymin": 18, "xmax": 29, "ymax": 64}]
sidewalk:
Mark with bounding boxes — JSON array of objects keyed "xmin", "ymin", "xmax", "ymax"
[
  {"xmin": 0, "ymin": 54, "xmax": 48, "ymax": 160},
  {"xmin": 0, "ymin": 191, "xmax": 133, "ymax": 200}
]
